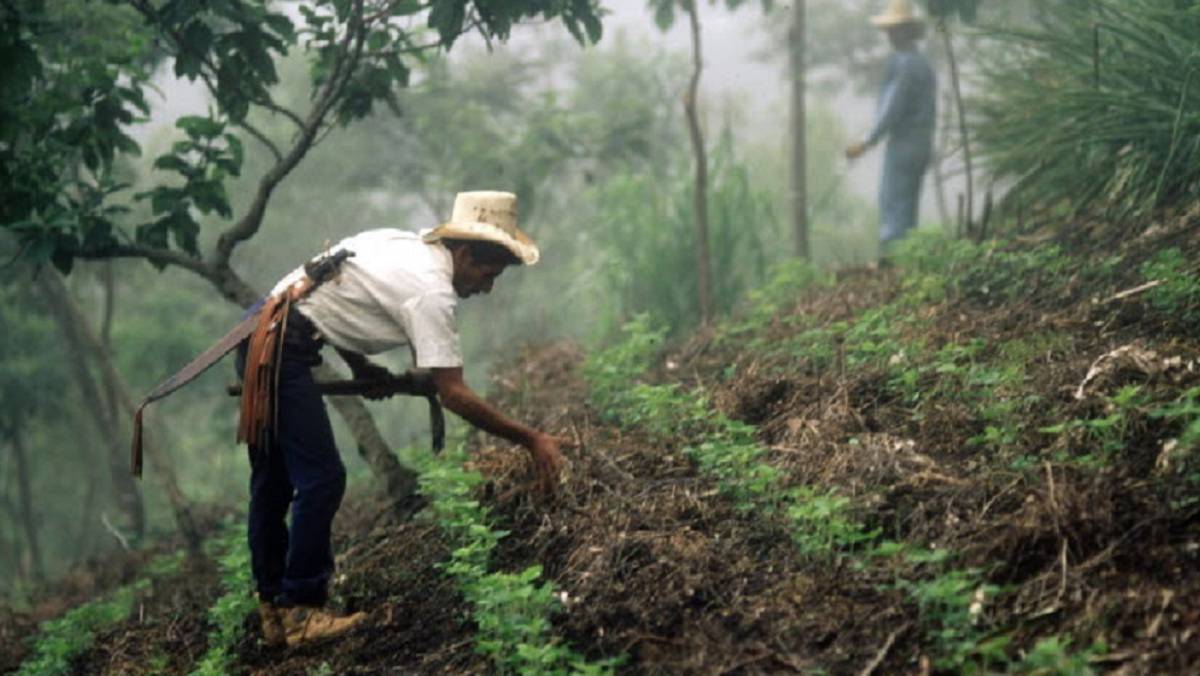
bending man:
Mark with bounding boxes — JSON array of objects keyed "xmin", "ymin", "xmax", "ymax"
[{"xmin": 245, "ymin": 190, "xmax": 566, "ymax": 647}]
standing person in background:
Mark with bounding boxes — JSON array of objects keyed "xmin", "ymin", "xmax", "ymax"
[{"xmin": 846, "ymin": 0, "xmax": 937, "ymax": 259}]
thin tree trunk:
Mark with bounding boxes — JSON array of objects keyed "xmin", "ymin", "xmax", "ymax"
[
  {"xmin": 932, "ymin": 85, "xmax": 954, "ymax": 230},
  {"xmin": 682, "ymin": 0, "xmax": 713, "ymax": 326},
  {"xmin": 0, "ymin": 493, "xmax": 19, "ymax": 593},
  {"xmin": 37, "ymin": 272, "xmax": 199, "ymax": 552},
  {"xmin": 789, "ymin": 0, "xmax": 810, "ymax": 260},
  {"xmin": 940, "ymin": 21, "xmax": 974, "ymax": 239},
  {"xmin": 7, "ymin": 423, "xmax": 45, "ymax": 582},
  {"xmin": 44, "ymin": 279, "xmax": 146, "ymax": 541},
  {"xmin": 316, "ymin": 363, "xmax": 421, "ymax": 513}
]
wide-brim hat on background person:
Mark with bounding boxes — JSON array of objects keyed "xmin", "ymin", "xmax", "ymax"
[
  {"xmin": 423, "ymin": 191, "xmax": 540, "ymax": 265},
  {"xmin": 871, "ymin": 0, "xmax": 924, "ymax": 28}
]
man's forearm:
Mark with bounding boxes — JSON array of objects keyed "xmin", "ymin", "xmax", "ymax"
[{"xmin": 440, "ymin": 386, "xmax": 539, "ymax": 448}]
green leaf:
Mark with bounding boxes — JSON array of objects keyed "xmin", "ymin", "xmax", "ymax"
[
  {"xmin": 428, "ymin": 0, "xmax": 467, "ymax": 46},
  {"xmin": 0, "ymin": 37, "xmax": 42, "ymax": 104},
  {"xmin": 153, "ymin": 155, "xmax": 192, "ymax": 174},
  {"xmin": 176, "ymin": 115, "xmax": 224, "ymax": 139},
  {"xmin": 650, "ymin": 0, "xmax": 675, "ymax": 31}
]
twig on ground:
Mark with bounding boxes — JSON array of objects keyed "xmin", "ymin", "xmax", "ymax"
[
  {"xmin": 1101, "ymin": 280, "xmax": 1162, "ymax": 304},
  {"xmin": 859, "ymin": 623, "xmax": 908, "ymax": 676}
]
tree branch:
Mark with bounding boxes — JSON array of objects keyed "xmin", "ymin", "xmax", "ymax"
[
  {"xmin": 211, "ymin": 0, "xmax": 369, "ymax": 268},
  {"xmin": 80, "ymin": 243, "xmax": 215, "ymax": 279},
  {"xmin": 237, "ymin": 119, "xmax": 283, "ymax": 163}
]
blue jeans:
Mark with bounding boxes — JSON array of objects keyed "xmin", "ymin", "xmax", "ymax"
[
  {"xmin": 879, "ymin": 139, "xmax": 931, "ymax": 249},
  {"xmin": 239, "ymin": 310, "xmax": 345, "ymax": 607}
]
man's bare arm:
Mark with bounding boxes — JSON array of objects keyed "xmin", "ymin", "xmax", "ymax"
[{"xmin": 431, "ymin": 366, "xmax": 565, "ymax": 490}]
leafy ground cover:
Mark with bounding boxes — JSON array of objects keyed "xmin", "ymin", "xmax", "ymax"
[{"xmin": 2, "ymin": 213, "xmax": 1199, "ymax": 673}]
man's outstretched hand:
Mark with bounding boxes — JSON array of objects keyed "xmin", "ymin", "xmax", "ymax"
[{"xmin": 528, "ymin": 432, "xmax": 572, "ymax": 494}]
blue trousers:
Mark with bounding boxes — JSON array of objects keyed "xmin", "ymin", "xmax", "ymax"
[
  {"xmin": 879, "ymin": 139, "xmax": 931, "ymax": 249},
  {"xmin": 239, "ymin": 312, "xmax": 345, "ymax": 607}
]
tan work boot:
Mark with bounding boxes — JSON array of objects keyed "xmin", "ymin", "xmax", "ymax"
[
  {"xmin": 257, "ymin": 598, "xmax": 286, "ymax": 648},
  {"xmin": 281, "ymin": 605, "xmax": 367, "ymax": 647}
]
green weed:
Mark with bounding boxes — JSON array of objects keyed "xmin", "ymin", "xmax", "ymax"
[
  {"xmin": 191, "ymin": 523, "xmax": 256, "ymax": 676},
  {"xmin": 1040, "ymin": 385, "xmax": 1147, "ymax": 467},
  {"xmin": 1140, "ymin": 248, "xmax": 1200, "ymax": 328},
  {"xmin": 786, "ymin": 487, "xmax": 880, "ymax": 559},
  {"xmin": 976, "ymin": 1, "xmax": 1200, "ymax": 217},
  {"xmin": 15, "ymin": 545, "xmax": 200, "ymax": 675},
  {"xmin": 897, "ymin": 550, "xmax": 1008, "ymax": 673},
  {"xmin": 724, "ymin": 258, "xmax": 829, "ymax": 340},
  {"xmin": 584, "ymin": 314, "xmax": 667, "ymax": 419},
  {"xmin": 418, "ymin": 448, "xmax": 620, "ymax": 675},
  {"xmin": 17, "ymin": 583, "xmax": 144, "ymax": 676},
  {"xmin": 590, "ymin": 318, "xmax": 878, "ymax": 559},
  {"xmin": 1013, "ymin": 635, "xmax": 1103, "ymax": 675}
]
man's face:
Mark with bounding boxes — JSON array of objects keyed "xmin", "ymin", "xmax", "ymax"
[{"xmin": 450, "ymin": 246, "xmax": 509, "ymax": 298}]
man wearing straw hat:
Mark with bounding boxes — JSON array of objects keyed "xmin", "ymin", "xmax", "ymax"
[
  {"xmin": 248, "ymin": 190, "xmax": 567, "ymax": 647},
  {"xmin": 846, "ymin": 0, "xmax": 937, "ymax": 255}
]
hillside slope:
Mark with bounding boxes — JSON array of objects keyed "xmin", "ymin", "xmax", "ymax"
[{"xmin": 3, "ymin": 214, "xmax": 1199, "ymax": 674}]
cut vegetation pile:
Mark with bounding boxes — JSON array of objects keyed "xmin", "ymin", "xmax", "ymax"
[{"xmin": 2, "ymin": 213, "xmax": 1199, "ymax": 674}]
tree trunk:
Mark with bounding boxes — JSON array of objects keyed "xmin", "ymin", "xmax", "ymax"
[
  {"xmin": 43, "ymin": 279, "xmax": 146, "ymax": 542},
  {"xmin": 37, "ymin": 272, "xmax": 199, "ymax": 552},
  {"xmin": 789, "ymin": 0, "xmax": 810, "ymax": 260},
  {"xmin": 316, "ymin": 364, "xmax": 422, "ymax": 514},
  {"xmin": 932, "ymin": 84, "xmax": 954, "ymax": 230},
  {"xmin": 940, "ymin": 21, "xmax": 974, "ymax": 240},
  {"xmin": 6, "ymin": 423, "xmax": 45, "ymax": 582},
  {"xmin": 682, "ymin": 0, "xmax": 713, "ymax": 326}
]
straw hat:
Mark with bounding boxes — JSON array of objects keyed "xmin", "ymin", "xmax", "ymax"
[
  {"xmin": 423, "ymin": 191, "xmax": 540, "ymax": 265},
  {"xmin": 871, "ymin": 0, "xmax": 924, "ymax": 28}
]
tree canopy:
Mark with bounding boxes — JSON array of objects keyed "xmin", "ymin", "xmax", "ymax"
[{"xmin": 1, "ymin": 0, "xmax": 602, "ymax": 284}]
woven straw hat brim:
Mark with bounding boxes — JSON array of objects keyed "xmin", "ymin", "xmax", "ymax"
[
  {"xmin": 871, "ymin": 13, "xmax": 923, "ymax": 28},
  {"xmin": 423, "ymin": 221, "xmax": 540, "ymax": 265}
]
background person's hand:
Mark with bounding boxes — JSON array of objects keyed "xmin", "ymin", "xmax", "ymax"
[{"xmin": 845, "ymin": 142, "xmax": 867, "ymax": 160}]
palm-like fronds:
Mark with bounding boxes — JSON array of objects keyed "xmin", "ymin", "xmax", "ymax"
[{"xmin": 974, "ymin": 0, "xmax": 1200, "ymax": 218}]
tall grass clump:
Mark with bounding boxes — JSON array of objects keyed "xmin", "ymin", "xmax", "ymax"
[{"xmin": 974, "ymin": 0, "xmax": 1200, "ymax": 218}]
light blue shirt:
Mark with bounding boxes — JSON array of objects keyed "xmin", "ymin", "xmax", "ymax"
[{"xmin": 867, "ymin": 49, "xmax": 937, "ymax": 153}]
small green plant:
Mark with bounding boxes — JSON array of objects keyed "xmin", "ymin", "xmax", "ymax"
[
  {"xmin": 587, "ymin": 321, "xmax": 879, "ymax": 562},
  {"xmin": 1040, "ymin": 385, "xmax": 1147, "ymax": 466},
  {"xmin": 897, "ymin": 550, "xmax": 1008, "ymax": 673},
  {"xmin": 959, "ymin": 245, "xmax": 1073, "ymax": 306},
  {"xmin": 18, "ymin": 583, "xmax": 144, "ymax": 676},
  {"xmin": 787, "ymin": 487, "xmax": 880, "ymax": 559},
  {"xmin": 191, "ymin": 523, "xmax": 256, "ymax": 676},
  {"xmin": 724, "ymin": 259, "xmax": 829, "ymax": 340},
  {"xmin": 686, "ymin": 436, "xmax": 780, "ymax": 513},
  {"xmin": 1151, "ymin": 385, "xmax": 1200, "ymax": 451},
  {"xmin": 622, "ymin": 383, "xmax": 712, "ymax": 440},
  {"xmin": 1140, "ymin": 248, "xmax": 1200, "ymax": 328},
  {"xmin": 1013, "ymin": 635, "xmax": 1103, "ymax": 675},
  {"xmin": 584, "ymin": 315, "xmax": 667, "ymax": 419},
  {"xmin": 418, "ymin": 447, "xmax": 620, "ymax": 674}
]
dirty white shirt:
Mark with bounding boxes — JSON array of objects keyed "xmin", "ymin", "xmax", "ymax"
[{"xmin": 271, "ymin": 229, "xmax": 463, "ymax": 368}]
